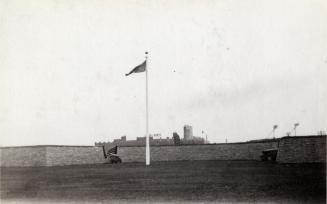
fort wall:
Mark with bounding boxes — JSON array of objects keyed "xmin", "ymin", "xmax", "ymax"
[
  {"xmin": 0, "ymin": 136, "xmax": 325, "ymax": 167},
  {"xmin": 45, "ymin": 146, "xmax": 105, "ymax": 166},
  {"xmin": 118, "ymin": 141, "xmax": 278, "ymax": 162},
  {"xmin": 277, "ymin": 136, "xmax": 326, "ymax": 163},
  {"xmin": 0, "ymin": 146, "xmax": 46, "ymax": 167}
]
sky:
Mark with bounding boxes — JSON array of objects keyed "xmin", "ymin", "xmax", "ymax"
[{"xmin": 0, "ymin": 0, "xmax": 326, "ymax": 146}]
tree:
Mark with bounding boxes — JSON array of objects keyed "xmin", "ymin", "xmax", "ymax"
[{"xmin": 173, "ymin": 132, "xmax": 181, "ymax": 145}]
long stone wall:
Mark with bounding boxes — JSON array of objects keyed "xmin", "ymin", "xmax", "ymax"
[
  {"xmin": 0, "ymin": 146, "xmax": 46, "ymax": 167},
  {"xmin": 1, "ymin": 136, "xmax": 325, "ymax": 167},
  {"xmin": 0, "ymin": 146, "xmax": 106, "ymax": 167},
  {"xmin": 118, "ymin": 141, "xmax": 278, "ymax": 163},
  {"xmin": 277, "ymin": 136, "xmax": 326, "ymax": 163},
  {"xmin": 45, "ymin": 146, "xmax": 105, "ymax": 166}
]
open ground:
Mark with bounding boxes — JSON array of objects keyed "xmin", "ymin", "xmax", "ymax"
[{"xmin": 0, "ymin": 160, "xmax": 325, "ymax": 203}]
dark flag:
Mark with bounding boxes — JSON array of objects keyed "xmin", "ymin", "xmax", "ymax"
[
  {"xmin": 102, "ymin": 145, "xmax": 118, "ymax": 159},
  {"xmin": 107, "ymin": 145, "xmax": 118, "ymax": 155},
  {"xmin": 125, "ymin": 60, "xmax": 146, "ymax": 76}
]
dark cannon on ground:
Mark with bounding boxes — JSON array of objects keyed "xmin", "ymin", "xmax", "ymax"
[
  {"xmin": 102, "ymin": 146, "xmax": 122, "ymax": 164},
  {"xmin": 260, "ymin": 149, "xmax": 278, "ymax": 161}
]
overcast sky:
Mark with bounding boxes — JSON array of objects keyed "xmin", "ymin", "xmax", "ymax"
[{"xmin": 1, "ymin": 0, "xmax": 326, "ymax": 146}]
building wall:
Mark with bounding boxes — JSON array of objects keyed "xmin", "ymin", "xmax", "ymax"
[
  {"xmin": 118, "ymin": 141, "xmax": 278, "ymax": 163},
  {"xmin": 45, "ymin": 146, "xmax": 105, "ymax": 166},
  {"xmin": 1, "ymin": 136, "xmax": 325, "ymax": 167},
  {"xmin": 181, "ymin": 137, "xmax": 205, "ymax": 145},
  {"xmin": 97, "ymin": 136, "xmax": 175, "ymax": 147},
  {"xmin": 277, "ymin": 136, "xmax": 326, "ymax": 163},
  {"xmin": 0, "ymin": 146, "xmax": 106, "ymax": 167},
  {"xmin": 0, "ymin": 146, "xmax": 46, "ymax": 167}
]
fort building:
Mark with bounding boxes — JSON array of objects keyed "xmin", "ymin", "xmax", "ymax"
[{"xmin": 95, "ymin": 125, "xmax": 205, "ymax": 147}]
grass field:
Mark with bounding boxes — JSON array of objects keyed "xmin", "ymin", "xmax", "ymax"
[{"xmin": 0, "ymin": 160, "xmax": 325, "ymax": 203}]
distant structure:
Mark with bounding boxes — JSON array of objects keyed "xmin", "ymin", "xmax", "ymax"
[
  {"xmin": 95, "ymin": 134, "xmax": 174, "ymax": 147},
  {"xmin": 184, "ymin": 125, "xmax": 193, "ymax": 140},
  {"xmin": 95, "ymin": 125, "xmax": 206, "ymax": 147},
  {"xmin": 182, "ymin": 125, "xmax": 205, "ymax": 145}
]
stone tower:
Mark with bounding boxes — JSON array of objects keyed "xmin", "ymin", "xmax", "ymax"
[{"xmin": 184, "ymin": 125, "xmax": 193, "ymax": 140}]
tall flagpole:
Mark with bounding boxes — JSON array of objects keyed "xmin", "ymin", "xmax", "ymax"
[{"xmin": 145, "ymin": 51, "xmax": 150, "ymax": 165}]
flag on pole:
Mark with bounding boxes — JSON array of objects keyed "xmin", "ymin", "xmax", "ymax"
[
  {"xmin": 125, "ymin": 52, "xmax": 150, "ymax": 165},
  {"xmin": 125, "ymin": 60, "xmax": 146, "ymax": 76}
]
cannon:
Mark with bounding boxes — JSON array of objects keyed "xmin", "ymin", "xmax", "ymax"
[
  {"xmin": 102, "ymin": 146, "xmax": 122, "ymax": 164},
  {"xmin": 260, "ymin": 149, "xmax": 278, "ymax": 161}
]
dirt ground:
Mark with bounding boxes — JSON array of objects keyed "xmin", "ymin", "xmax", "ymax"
[{"xmin": 0, "ymin": 160, "xmax": 325, "ymax": 203}]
